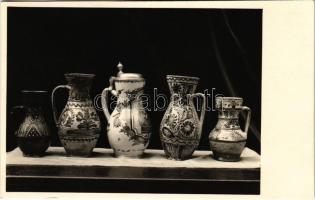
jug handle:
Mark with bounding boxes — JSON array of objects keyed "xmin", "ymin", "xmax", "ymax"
[
  {"xmin": 51, "ymin": 85, "xmax": 71, "ymax": 126},
  {"xmin": 101, "ymin": 87, "xmax": 112, "ymax": 121},
  {"xmin": 241, "ymin": 106, "xmax": 251, "ymax": 133},
  {"xmin": 189, "ymin": 93, "xmax": 206, "ymax": 125},
  {"xmin": 101, "ymin": 77, "xmax": 117, "ymax": 121}
]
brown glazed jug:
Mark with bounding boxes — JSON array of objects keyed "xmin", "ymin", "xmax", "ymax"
[
  {"xmin": 160, "ymin": 75, "xmax": 206, "ymax": 160},
  {"xmin": 11, "ymin": 90, "xmax": 50, "ymax": 157},
  {"xmin": 51, "ymin": 73, "xmax": 101, "ymax": 157},
  {"xmin": 209, "ymin": 97, "xmax": 251, "ymax": 162}
]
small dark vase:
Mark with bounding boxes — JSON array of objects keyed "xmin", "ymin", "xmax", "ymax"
[{"xmin": 11, "ymin": 90, "xmax": 50, "ymax": 157}]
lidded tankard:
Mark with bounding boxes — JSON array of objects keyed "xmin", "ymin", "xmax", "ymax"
[{"xmin": 102, "ymin": 63, "xmax": 151, "ymax": 157}]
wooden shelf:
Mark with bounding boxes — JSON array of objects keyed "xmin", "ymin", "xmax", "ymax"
[{"xmin": 6, "ymin": 147, "xmax": 260, "ymax": 194}]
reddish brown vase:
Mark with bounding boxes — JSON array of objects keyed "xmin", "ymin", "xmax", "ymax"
[
  {"xmin": 52, "ymin": 73, "xmax": 101, "ymax": 157},
  {"xmin": 209, "ymin": 97, "xmax": 251, "ymax": 162}
]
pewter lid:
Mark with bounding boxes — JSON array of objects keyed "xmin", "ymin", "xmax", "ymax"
[{"xmin": 115, "ymin": 62, "xmax": 143, "ymax": 80}]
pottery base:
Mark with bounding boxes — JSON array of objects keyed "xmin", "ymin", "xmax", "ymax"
[
  {"xmin": 113, "ymin": 149, "xmax": 145, "ymax": 158},
  {"xmin": 22, "ymin": 153, "xmax": 46, "ymax": 157},
  {"xmin": 162, "ymin": 142, "xmax": 197, "ymax": 161},
  {"xmin": 60, "ymin": 135, "xmax": 99, "ymax": 157},
  {"xmin": 209, "ymin": 139, "xmax": 246, "ymax": 162},
  {"xmin": 17, "ymin": 136, "xmax": 50, "ymax": 157},
  {"xmin": 212, "ymin": 152, "xmax": 241, "ymax": 162}
]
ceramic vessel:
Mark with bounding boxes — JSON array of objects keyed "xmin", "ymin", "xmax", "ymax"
[
  {"xmin": 102, "ymin": 63, "xmax": 151, "ymax": 157},
  {"xmin": 52, "ymin": 73, "xmax": 101, "ymax": 157},
  {"xmin": 160, "ymin": 75, "xmax": 206, "ymax": 160},
  {"xmin": 11, "ymin": 90, "xmax": 50, "ymax": 157},
  {"xmin": 209, "ymin": 97, "xmax": 251, "ymax": 162}
]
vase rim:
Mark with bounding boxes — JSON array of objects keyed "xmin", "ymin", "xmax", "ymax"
[
  {"xmin": 64, "ymin": 73, "xmax": 95, "ymax": 78},
  {"xmin": 216, "ymin": 97, "xmax": 243, "ymax": 100},
  {"xmin": 166, "ymin": 75, "xmax": 200, "ymax": 81},
  {"xmin": 21, "ymin": 90, "xmax": 48, "ymax": 94}
]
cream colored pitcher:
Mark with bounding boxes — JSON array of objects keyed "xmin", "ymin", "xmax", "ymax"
[{"xmin": 102, "ymin": 63, "xmax": 151, "ymax": 157}]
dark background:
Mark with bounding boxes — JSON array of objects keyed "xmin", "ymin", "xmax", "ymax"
[{"xmin": 7, "ymin": 8, "xmax": 262, "ymax": 154}]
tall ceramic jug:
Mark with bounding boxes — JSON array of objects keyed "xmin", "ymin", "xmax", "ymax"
[
  {"xmin": 160, "ymin": 75, "xmax": 206, "ymax": 160},
  {"xmin": 11, "ymin": 90, "xmax": 50, "ymax": 157},
  {"xmin": 101, "ymin": 63, "xmax": 151, "ymax": 157},
  {"xmin": 209, "ymin": 97, "xmax": 251, "ymax": 162},
  {"xmin": 51, "ymin": 73, "xmax": 101, "ymax": 157}
]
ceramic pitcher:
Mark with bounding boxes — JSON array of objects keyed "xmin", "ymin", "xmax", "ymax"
[
  {"xmin": 11, "ymin": 90, "xmax": 50, "ymax": 157},
  {"xmin": 209, "ymin": 97, "xmax": 251, "ymax": 162},
  {"xmin": 160, "ymin": 75, "xmax": 206, "ymax": 160},
  {"xmin": 51, "ymin": 73, "xmax": 101, "ymax": 157},
  {"xmin": 101, "ymin": 63, "xmax": 151, "ymax": 157}
]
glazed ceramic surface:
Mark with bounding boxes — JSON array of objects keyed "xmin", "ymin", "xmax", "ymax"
[
  {"xmin": 102, "ymin": 63, "xmax": 151, "ymax": 157},
  {"xmin": 52, "ymin": 73, "xmax": 101, "ymax": 157},
  {"xmin": 160, "ymin": 75, "xmax": 206, "ymax": 160},
  {"xmin": 12, "ymin": 91, "xmax": 50, "ymax": 157},
  {"xmin": 209, "ymin": 97, "xmax": 251, "ymax": 162}
]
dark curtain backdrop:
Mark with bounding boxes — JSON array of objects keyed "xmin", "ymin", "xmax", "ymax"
[{"xmin": 6, "ymin": 8, "xmax": 262, "ymax": 154}]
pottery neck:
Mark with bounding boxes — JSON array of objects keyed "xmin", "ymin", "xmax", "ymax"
[
  {"xmin": 20, "ymin": 90, "xmax": 47, "ymax": 118},
  {"xmin": 115, "ymin": 80, "xmax": 145, "ymax": 103},
  {"xmin": 215, "ymin": 97, "xmax": 243, "ymax": 120},
  {"xmin": 65, "ymin": 74, "xmax": 94, "ymax": 102},
  {"xmin": 167, "ymin": 76, "xmax": 199, "ymax": 106},
  {"xmin": 215, "ymin": 109, "xmax": 241, "ymax": 130},
  {"xmin": 215, "ymin": 97, "xmax": 244, "ymax": 129},
  {"xmin": 218, "ymin": 109, "xmax": 241, "ymax": 119},
  {"xmin": 25, "ymin": 105, "xmax": 43, "ymax": 114},
  {"xmin": 21, "ymin": 90, "xmax": 47, "ymax": 105}
]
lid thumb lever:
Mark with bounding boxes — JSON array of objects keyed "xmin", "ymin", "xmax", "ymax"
[{"xmin": 117, "ymin": 62, "xmax": 124, "ymax": 77}]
